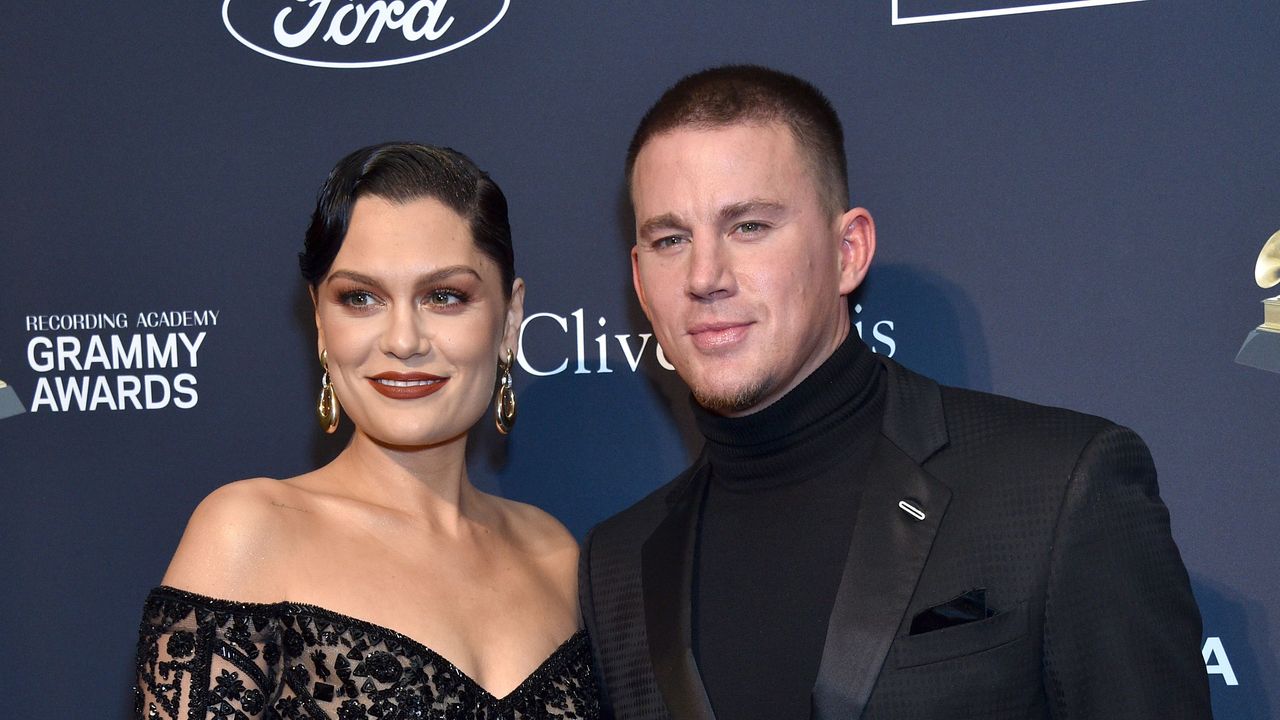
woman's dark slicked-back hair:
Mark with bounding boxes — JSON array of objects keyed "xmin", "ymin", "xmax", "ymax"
[{"xmin": 299, "ymin": 142, "xmax": 515, "ymax": 297}]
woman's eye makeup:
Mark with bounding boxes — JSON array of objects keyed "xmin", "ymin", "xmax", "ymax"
[
  {"xmin": 327, "ymin": 279, "xmax": 475, "ymax": 311},
  {"xmin": 338, "ymin": 288, "xmax": 379, "ymax": 307},
  {"xmin": 425, "ymin": 287, "xmax": 470, "ymax": 307}
]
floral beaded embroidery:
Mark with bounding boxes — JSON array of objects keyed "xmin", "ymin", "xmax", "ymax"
[{"xmin": 135, "ymin": 586, "xmax": 599, "ymax": 719}]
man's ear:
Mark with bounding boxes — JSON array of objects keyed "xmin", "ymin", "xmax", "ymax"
[
  {"xmin": 631, "ymin": 245, "xmax": 652, "ymax": 320},
  {"xmin": 837, "ymin": 207, "xmax": 876, "ymax": 295},
  {"xmin": 501, "ymin": 278, "xmax": 526, "ymax": 356}
]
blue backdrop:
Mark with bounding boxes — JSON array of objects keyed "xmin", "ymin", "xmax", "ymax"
[{"xmin": 1, "ymin": 1, "xmax": 1275, "ymax": 716}]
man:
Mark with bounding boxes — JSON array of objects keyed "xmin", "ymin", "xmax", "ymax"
[{"xmin": 578, "ymin": 65, "xmax": 1211, "ymax": 719}]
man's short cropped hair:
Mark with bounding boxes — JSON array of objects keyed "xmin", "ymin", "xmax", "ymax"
[{"xmin": 626, "ymin": 65, "xmax": 849, "ymax": 217}]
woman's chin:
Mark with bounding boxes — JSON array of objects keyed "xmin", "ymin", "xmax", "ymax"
[{"xmin": 351, "ymin": 422, "xmax": 473, "ymax": 452}]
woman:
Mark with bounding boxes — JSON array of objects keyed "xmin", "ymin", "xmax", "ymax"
[{"xmin": 135, "ymin": 143, "xmax": 598, "ymax": 719}]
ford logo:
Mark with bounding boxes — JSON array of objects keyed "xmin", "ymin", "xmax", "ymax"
[{"xmin": 222, "ymin": 0, "xmax": 510, "ymax": 69}]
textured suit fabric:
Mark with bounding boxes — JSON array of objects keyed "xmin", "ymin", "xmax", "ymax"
[{"xmin": 579, "ymin": 355, "xmax": 1211, "ymax": 720}]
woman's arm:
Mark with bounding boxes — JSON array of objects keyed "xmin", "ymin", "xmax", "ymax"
[{"xmin": 135, "ymin": 587, "xmax": 283, "ymax": 719}]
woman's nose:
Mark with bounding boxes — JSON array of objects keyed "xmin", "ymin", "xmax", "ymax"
[{"xmin": 381, "ymin": 304, "xmax": 432, "ymax": 358}]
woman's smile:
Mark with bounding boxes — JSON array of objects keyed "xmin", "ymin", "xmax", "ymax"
[{"xmin": 367, "ymin": 372, "xmax": 449, "ymax": 399}]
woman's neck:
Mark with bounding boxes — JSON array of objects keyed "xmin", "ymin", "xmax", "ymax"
[{"xmin": 319, "ymin": 429, "xmax": 490, "ymax": 533}]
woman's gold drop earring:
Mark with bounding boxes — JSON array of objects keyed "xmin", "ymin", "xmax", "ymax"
[
  {"xmin": 317, "ymin": 349, "xmax": 340, "ymax": 434},
  {"xmin": 494, "ymin": 348, "xmax": 517, "ymax": 435}
]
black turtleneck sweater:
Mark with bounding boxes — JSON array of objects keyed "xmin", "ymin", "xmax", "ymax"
[{"xmin": 691, "ymin": 333, "xmax": 886, "ymax": 720}]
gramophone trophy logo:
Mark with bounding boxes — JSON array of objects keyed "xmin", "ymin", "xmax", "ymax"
[
  {"xmin": 0, "ymin": 377, "xmax": 25, "ymax": 419},
  {"xmin": 1235, "ymin": 229, "xmax": 1280, "ymax": 373}
]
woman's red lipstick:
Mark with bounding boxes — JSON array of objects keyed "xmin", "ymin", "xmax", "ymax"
[{"xmin": 367, "ymin": 372, "xmax": 448, "ymax": 399}]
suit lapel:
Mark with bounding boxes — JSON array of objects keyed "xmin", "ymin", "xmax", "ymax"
[
  {"xmin": 811, "ymin": 358, "xmax": 953, "ymax": 720},
  {"xmin": 641, "ymin": 461, "xmax": 716, "ymax": 720}
]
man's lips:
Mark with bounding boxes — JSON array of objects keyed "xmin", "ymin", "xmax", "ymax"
[
  {"xmin": 367, "ymin": 372, "xmax": 448, "ymax": 400},
  {"xmin": 686, "ymin": 321, "xmax": 752, "ymax": 351}
]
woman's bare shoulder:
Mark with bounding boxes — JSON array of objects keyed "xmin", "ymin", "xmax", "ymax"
[
  {"xmin": 489, "ymin": 495, "xmax": 580, "ymax": 595},
  {"xmin": 494, "ymin": 496, "xmax": 577, "ymax": 551},
  {"xmin": 491, "ymin": 497, "xmax": 582, "ymax": 625},
  {"xmin": 160, "ymin": 477, "xmax": 314, "ymax": 601}
]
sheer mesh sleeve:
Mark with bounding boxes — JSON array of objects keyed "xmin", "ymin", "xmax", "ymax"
[{"xmin": 135, "ymin": 587, "xmax": 283, "ymax": 720}]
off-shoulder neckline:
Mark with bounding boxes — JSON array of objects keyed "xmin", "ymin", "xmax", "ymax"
[{"xmin": 148, "ymin": 584, "xmax": 587, "ymax": 704}]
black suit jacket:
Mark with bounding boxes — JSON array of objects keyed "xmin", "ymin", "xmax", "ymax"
[{"xmin": 579, "ymin": 357, "xmax": 1211, "ymax": 719}]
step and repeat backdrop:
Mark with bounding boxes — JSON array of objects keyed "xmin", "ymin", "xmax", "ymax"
[{"xmin": 1, "ymin": 1, "xmax": 1276, "ymax": 716}]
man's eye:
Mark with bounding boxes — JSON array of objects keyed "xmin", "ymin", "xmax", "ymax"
[
  {"xmin": 654, "ymin": 235, "xmax": 686, "ymax": 249},
  {"xmin": 736, "ymin": 222, "xmax": 766, "ymax": 234}
]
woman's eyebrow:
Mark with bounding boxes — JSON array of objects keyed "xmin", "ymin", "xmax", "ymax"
[{"xmin": 326, "ymin": 265, "xmax": 482, "ymax": 286}]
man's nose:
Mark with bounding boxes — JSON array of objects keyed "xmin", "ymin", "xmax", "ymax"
[{"xmin": 686, "ymin": 236, "xmax": 735, "ymax": 300}]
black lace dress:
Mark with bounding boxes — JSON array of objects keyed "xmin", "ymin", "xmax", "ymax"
[{"xmin": 135, "ymin": 586, "xmax": 600, "ymax": 720}]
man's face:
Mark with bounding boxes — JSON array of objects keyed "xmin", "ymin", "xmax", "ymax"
[{"xmin": 630, "ymin": 122, "xmax": 873, "ymax": 416}]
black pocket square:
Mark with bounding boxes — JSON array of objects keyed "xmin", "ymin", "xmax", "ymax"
[{"xmin": 910, "ymin": 588, "xmax": 996, "ymax": 635}]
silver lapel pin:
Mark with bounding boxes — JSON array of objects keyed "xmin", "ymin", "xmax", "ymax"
[{"xmin": 898, "ymin": 500, "xmax": 926, "ymax": 521}]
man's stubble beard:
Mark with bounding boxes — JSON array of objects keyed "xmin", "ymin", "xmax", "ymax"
[{"xmin": 691, "ymin": 375, "xmax": 774, "ymax": 415}]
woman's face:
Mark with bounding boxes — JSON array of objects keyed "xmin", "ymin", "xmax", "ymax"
[{"xmin": 314, "ymin": 194, "xmax": 523, "ymax": 448}]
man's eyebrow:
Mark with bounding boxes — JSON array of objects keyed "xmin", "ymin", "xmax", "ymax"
[
  {"xmin": 638, "ymin": 212, "xmax": 687, "ymax": 237},
  {"xmin": 638, "ymin": 202, "xmax": 786, "ymax": 236},
  {"xmin": 326, "ymin": 265, "xmax": 482, "ymax": 286},
  {"xmin": 719, "ymin": 200, "xmax": 786, "ymax": 223}
]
